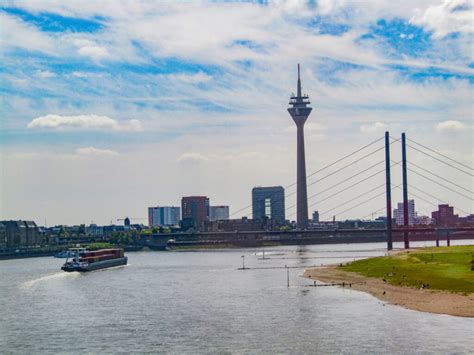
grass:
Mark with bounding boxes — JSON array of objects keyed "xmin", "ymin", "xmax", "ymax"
[
  {"xmin": 341, "ymin": 246, "xmax": 474, "ymax": 294},
  {"xmin": 84, "ymin": 242, "xmax": 113, "ymax": 250}
]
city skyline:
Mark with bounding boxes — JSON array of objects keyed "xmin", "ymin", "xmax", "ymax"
[{"xmin": 1, "ymin": 1, "xmax": 472, "ymax": 225}]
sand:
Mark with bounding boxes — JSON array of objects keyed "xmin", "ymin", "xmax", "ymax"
[{"xmin": 303, "ymin": 266, "xmax": 474, "ymax": 318}]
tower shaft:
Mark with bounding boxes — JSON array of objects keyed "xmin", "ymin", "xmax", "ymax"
[
  {"xmin": 288, "ymin": 64, "xmax": 312, "ymax": 229},
  {"xmin": 296, "ymin": 125, "xmax": 309, "ymax": 228}
]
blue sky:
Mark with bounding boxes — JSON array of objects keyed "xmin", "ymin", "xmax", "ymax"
[{"xmin": 0, "ymin": 0, "xmax": 472, "ymax": 225}]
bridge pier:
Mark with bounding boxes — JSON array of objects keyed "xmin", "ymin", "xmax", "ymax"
[
  {"xmin": 402, "ymin": 133, "xmax": 410, "ymax": 249},
  {"xmin": 385, "ymin": 131, "xmax": 393, "ymax": 250}
]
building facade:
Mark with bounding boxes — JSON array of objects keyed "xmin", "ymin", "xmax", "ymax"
[
  {"xmin": 0, "ymin": 222, "xmax": 6, "ymax": 248},
  {"xmin": 209, "ymin": 206, "xmax": 230, "ymax": 221},
  {"xmin": 148, "ymin": 206, "xmax": 181, "ymax": 226},
  {"xmin": 1, "ymin": 220, "xmax": 40, "ymax": 247},
  {"xmin": 181, "ymin": 196, "xmax": 210, "ymax": 228},
  {"xmin": 432, "ymin": 204, "xmax": 459, "ymax": 226},
  {"xmin": 393, "ymin": 200, "xmax": 416, "ymax": 226},
  {"xmin": 252, "ymin": 186, "xmax": 285, "ymax": 225}
]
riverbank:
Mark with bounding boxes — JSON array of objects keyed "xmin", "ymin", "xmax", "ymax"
[{"xmin": 304, "ymin": 246, "xmax": 474, "ymax": 317}]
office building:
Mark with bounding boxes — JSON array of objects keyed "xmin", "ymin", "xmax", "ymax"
[
  {"xmin": 393, "ymin": 200, "xmax": 415, "ymax": 226},
  {"xmin": 181, "ymin": 196, "xmax": 210, "ymax": 223},
  {"xmin": 432, "ymin": 204, "xmax": 458, "ymax": 226},
  {"xmin": 252, "ymin": 186, "xmax": 285, "ymax": 225},
  {"xmin": 148, "ymin": 206, "xmax": 181, "ymax": 227},
  {"xmin": 0, "ymin": 222, "xmax": 6, "ymax": 248},
  {"xmin": 312, "ymin": 211, "xmax": 319, "ymax": 223},
  {"xmin": 209, "ymin": 206, "xmax": 229, "ymax": 221}
]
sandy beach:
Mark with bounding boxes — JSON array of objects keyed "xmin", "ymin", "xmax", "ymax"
[{"xmin": 304, "ymin": 266, "xmax": 474, "ymax": 317}]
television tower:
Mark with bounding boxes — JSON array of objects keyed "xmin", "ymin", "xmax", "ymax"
[{"xmin": 288, "ymin": 64, "xmax": 312, "ymax": 229}]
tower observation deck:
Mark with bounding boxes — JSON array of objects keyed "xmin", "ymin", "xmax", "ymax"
[{"xmin": 288, "ymin": 64, "xmax": 312, "ymax": 229}]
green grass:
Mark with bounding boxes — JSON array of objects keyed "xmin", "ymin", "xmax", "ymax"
[
  {"xmin": 341, "ymin": 246, "xmax": 474, "ymax": 294},
  {"xmin": 84, "ymin": 242, "xmax": 113, "ymax": 250}
]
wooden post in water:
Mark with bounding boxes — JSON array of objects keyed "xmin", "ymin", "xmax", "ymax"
[
  {"xmin": 241, "ymin": 255, "xmax": 245, "ymax": 269},
  {"xmin": 286, "ymin": 265, "xmax": 290, "ymax": 288}
]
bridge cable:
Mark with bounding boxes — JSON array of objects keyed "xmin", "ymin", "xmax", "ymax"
[
  {"xmin": 288, "ymin": 136, "xmax": 385, "ymax": 189},
  {"xmin": 407, "ymin": 168, "xmax": 473, "ymax": 200},
  {"xmin": 290, "ymin": 160, "xmax": 400, "ymax": 218},
  {"xmin": 286, "ymin": 160, "xmax": 386, "ymax": 211},
  {"xmin": 304, "ymin": 148, "xmax": 385, "ymax": 191},
  {"xmin": 406, "ymin": 144, "xmax": 473, "ymax": 177},
  {"xmin": 316, "ymin": 183, "xmax": 386, "ymax": 217},
  {"xmin": 230, "ymin": 136, "xmax": 388, "ymax": 217},
  {"xmin": 360, "ymin": 206, "xmax": 387, "ymax": 220},
  {"xmin": 318, "ymin": 184, "xmax": 401, "ymax": 220},
  {"xmin": 405, "ymin": 185, "xmax": 471, "ymax": 215},
  {"xmin": 407, "ymin": 138, "xmax": 473, "ymax": 171},
  {"xmin": 408, "ymin": 161, "xmax": 473, "ymax": 194}
]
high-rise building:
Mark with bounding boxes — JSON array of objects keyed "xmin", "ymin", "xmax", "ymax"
[
  {"xmin": 312, "ymin": 211, "xmax": 319, "ymax": 223},
  {"xmin": 432, "ymin": 204, "xmax": 459, "ymax": 226},
  {"xmin": 288, "ymin": 64, "xmax": 312, "ymax": 229},
  {"xmin": 252, "ymin": 186, "xmax": 285, "ymax": 225},
  {"xmin": 209, "ymin": 206, "xmax": 229, "ymax": 221},
  {"xmin": 148, "ymin": 206, "xmax": 181, "ymax": 227},
  {"xmin": 393, "ymin": 200, "xmax": 415, "ymax": 226},
  {"xmin": 181, "ymin": 196, "xmax": 210, "ymax": 223}
]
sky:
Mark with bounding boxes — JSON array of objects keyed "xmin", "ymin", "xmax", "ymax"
[{"xmin": 0, "ymin": 0, "xmax": 472, "ymax": 226}]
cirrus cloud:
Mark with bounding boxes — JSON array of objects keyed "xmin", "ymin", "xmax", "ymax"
[{"xmin": 27, "ymin": 114, "xmax": 143, "ymax": 131}]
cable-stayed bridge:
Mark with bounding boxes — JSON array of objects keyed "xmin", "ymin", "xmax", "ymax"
[
  {"xmin": 221, "ymin": 131, "xmax": 473, "ymax": 250},
  {"xmin": 142, "ymin": 131, "xmax": 473, "ymax": 251}
]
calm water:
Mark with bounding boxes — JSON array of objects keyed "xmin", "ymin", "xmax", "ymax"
[{"xmin": 1, "ymin": 241, "xmax": 473, "ymax": 353}]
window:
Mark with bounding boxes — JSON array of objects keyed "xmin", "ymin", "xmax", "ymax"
[{"xmin": 265, "ymin": 198, "xmax": 272, "ymax": 219}]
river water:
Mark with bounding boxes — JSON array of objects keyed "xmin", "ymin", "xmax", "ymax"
[{"xmin": 1, "ymin": 241, "xmax": 473, "ymax": 353}]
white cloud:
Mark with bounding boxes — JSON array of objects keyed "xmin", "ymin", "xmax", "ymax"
[
  {"xmin": 435, "ymin": 120, "xmax": 466, "ymax": 132},
  {"xmin": 360, "ymin": 122, "xmax": 388, "ymax": 133},
  {"xmin": 0, "ymin": 12, "xmax": 56, "ymax": 54},
  {"xmin": 78, "ymin": 44, "xmax": 110, "ymax": 61},
  {"xmin": 75, "ymin": 146, "xmax": 119, "ymax": 156},
  {"xmin": 2, "ymin": 0, "xmax": 474, "ymax": 224},
  {"xmin": 177, "ymin": 153, "xmax": 210, "ymax": 163},
  {"xmin": 73, "ymin": 38, "xmax": 110, "ymax": 61},
  {"xmin": 2, "ymin": 1, "xmax": 473, "ymax": 73},
  {"xmin": 36, "ymin": 70, "xmax": 56, "ymax": 78},
  {"xmin": 27, "ymin": 114, "xmax": 143, "ymax": 131},
  {"xmin": 411, "ymin": 0, "xmax": 473, "ymax": 38}
]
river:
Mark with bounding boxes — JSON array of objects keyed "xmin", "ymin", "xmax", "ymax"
[{"xmin": 1, "ymin": 240, "xmax": 473, "ymax": 353}]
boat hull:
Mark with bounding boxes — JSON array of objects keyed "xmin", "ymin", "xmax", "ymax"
[{"xmin": 62, "ymin": 256, "xmax": 128, "ymax": 272}]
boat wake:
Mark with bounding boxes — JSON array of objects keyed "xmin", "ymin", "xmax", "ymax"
[{"xmin": 20, "ymin": 272, "xmax": 79, "ymax": 289}]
